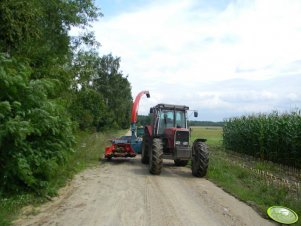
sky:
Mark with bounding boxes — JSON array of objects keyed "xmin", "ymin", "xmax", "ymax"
[{"xmin": 91, "ymin": 0, "xmax": 301, "ymax": 121}]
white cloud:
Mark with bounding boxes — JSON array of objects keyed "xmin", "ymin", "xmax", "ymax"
[{"xmin": 93, "ymin": 0, "xmax": 301, "ymax": 120}]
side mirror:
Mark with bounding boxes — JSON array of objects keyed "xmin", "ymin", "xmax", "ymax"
[
  {"xmin": 150, "ymin": 108, "xmax": 153, "ymax": 113},
  {"xmin": 194, "ymin": 111, "xmax": 198, "ymax": 117}
]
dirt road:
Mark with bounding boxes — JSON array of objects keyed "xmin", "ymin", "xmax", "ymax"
[{"xmin": 15, "ymin": 156, "xmax": 276, "ymax": 226}]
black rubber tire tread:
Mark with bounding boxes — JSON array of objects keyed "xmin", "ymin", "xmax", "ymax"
[
  {"xmin": 191, "ymin": 141, "xmax": 209, "ymax": 177},
  {"xmin": 141, "ymin": 132, "xmax": 150, "ymax": 164},
  {"xmin": 174, "ymin": 159, "xmax": 188, "ymax": 166},
  {"xmin": 149, "ymin": 138, "xmax": 163, "ymax": 175}
]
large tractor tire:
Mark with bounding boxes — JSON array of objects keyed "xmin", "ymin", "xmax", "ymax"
[
  {"xmin": 174, "ymin": 159, "xmax": 188, "ymax": 166},
  {"xmin": 191, "ymin": 141, "xmax": 209, "ymax": 177},
  {"xmin": 141, "ymin": 133, "xmax": 150, "ymax": 164},
  {"xmin": 149, "ymin": 138, "xmax": 163, "ymax": 175}
]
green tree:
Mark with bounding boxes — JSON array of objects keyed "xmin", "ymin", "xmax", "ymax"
[
  {"xmin": 69, "ymin": 88, "xmax": 106, "ymax": 130},
  {"xmin": 0, "ymin": 54, "xmax": 74, "ymax": 193},
  {"xmin": 0, "ymin": 0, "xmax": 103, "ymax": 194},
  {"xmin": 0, "ymin": 0, "xmax": 101, "ymax": 91},
  {"xmin": 0, "ymin": 0, "xmax": 134, "ymax": 195},
  {"xmin": 137, "ymin": 115, "xmax": 151, "ymax": 126},
  {"xmin": 71, "ymin": 52, "xmax": 132, "ymax": 129},
  {"xmin": 92, "ymin": 54, "xmax": 132, "ymax": 129}
]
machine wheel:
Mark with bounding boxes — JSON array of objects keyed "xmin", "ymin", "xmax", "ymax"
[
  {"xmin": 191, "ymin": 141, "xmax": 209, "ymax": 177},
  {"xmin": 141, "ymin": 134, "xmax": 150, "ymax": 164},
  {"xmin": 174, "ymin": 159, "xmax": 188, "ymax": 166},
  {"xmin": 149, "ymin": 138, "xmax": 163, "ymax": 175}
]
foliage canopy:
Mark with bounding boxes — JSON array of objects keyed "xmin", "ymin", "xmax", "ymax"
[{"xmin": 0, "ymin": 0, "xmax": 132, "ymax": 194}]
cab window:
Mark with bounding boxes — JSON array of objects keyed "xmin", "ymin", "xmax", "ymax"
[
  {"xmin": 158, "ymin": 110, "xmax": 174, "ymax": 134},
  {"xmin": 175, "ymin": 111, "xmax": 186, "ymax": 128}
]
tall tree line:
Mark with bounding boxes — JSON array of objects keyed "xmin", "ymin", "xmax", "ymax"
[{"xmin": 0, "ymin": 0, "xmax": 132, "ymax": 194}]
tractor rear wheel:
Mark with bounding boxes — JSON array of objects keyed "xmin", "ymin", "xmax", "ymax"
[
  {"xmin": 149, "ymin": 138, "xmax": 163, "ymax": 175},
  {"xmin": 141, "ymin": 134, "xmax": 150, "ymax": 164},
  {"xmin": 174, "ymin": 159, "xmax": 188, "ymax": 166},
  {"xmin": 191, "ymin": 141, "xmax": 209, "ymax": 177}
]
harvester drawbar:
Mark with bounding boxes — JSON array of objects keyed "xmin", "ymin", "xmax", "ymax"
[{"xmin": 104, "ymin": 91, "xmax": 150, "ymax": 160}]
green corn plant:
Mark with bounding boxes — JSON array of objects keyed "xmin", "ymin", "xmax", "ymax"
[{"xmin": 223, "ymin": 110, "xmax": 301, "ymax": 168}]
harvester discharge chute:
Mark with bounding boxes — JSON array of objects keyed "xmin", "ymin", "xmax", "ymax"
[{"xmin": 104, "ymin": 91, "xmax": 150, "ymax": 160}]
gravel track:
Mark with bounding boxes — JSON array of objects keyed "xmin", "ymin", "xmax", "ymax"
[{"xmin": 15, "ymin": 156, "xmax": 276, "ymax": 226}]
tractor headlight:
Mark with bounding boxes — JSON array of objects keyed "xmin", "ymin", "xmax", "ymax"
[
  {"xmin": 182, "ymin": 141, "xmax": 188, "ymax": 146},
  {"xmin": 175, "ymin": 141, "xmax": 181, "ymax": 145}
]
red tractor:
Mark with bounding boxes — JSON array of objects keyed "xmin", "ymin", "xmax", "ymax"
[{"xmin": 141, "ymin": 104, "xmax": 209, "ymax": 177}]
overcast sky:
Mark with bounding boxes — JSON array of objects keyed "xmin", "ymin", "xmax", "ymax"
[{"xmin": 92, "ymin": 0, "xmax": 301, "ymax": 121}]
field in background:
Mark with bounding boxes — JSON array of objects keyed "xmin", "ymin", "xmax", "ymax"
[
  {"xmin": 191, "ymin": 126, "xmax": 301, "ymax": 225},
  {"xmin": 190, "ymin": 126, "xmax": 223, "ymax": 146}
]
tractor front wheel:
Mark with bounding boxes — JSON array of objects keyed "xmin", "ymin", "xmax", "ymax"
[
  {"xmin": 191, "ymin": 141, "xmax": 209, "ymax": 177},
  {"xmin": 141, "ymin": 134, "xmax": 150, "ymax": 164},
  {"xmin": 174, "ymin": 159, "xmax": 188, "ymax": 166},
  {"xmin": 149, "ymin": 138, "xmax": 163, "ymax": 175}
]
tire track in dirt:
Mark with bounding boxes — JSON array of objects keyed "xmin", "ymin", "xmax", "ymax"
[{"xmin": 14, "ymin": 157, "xmax": 276, "ymax": 226}]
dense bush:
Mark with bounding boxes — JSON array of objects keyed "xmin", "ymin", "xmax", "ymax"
[
  {"xmin": 223, "ymin": 111, "xmax": 301, "ymax": 168},
  {"xmin": 0, "ymin": 54, "xmax": 74, "ymax": 194},
  {"xmin": 69, "ymin": 88, "xmax": 106, "ymax": 130},
  {"xmin": 0, "ymin": 0, "xmax": 133, "ymax": 196}
]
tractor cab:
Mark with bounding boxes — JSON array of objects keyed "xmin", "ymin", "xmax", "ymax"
[
  {"xmin": 157, "ymin": 107, "xmax": 187, "ymax": 133},
  {"xmin": 150, "ymin": 104, "xmax": 198, "ymax": 133}
]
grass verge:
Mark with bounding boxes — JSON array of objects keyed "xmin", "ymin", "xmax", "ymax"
[
  {"xmin": 0, "ymin": 129, "xmax": 127, "ymax": 226},
  {"xmin": 191, "ymin": 126, "xmax": 301, "ymax": 226}
]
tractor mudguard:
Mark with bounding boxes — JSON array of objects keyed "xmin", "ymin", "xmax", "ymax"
[{"xmin": 193, "ymin": 138, "xmax": 207, "ymax": 143}]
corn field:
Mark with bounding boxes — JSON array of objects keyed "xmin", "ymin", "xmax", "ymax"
[{"xmin": 223, "ymin": 110, "xmax": 301, "ymax": 168}]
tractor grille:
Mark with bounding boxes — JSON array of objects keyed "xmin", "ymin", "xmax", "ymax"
[
  {"xmin": 175, "ymin": 130, "xmax": 189, "ymax": 143},
  {"xmin": 174, "ymin": 130, "xmax": 190, "ymax": 159},
  {"xmin": 174, "ymin": 146, "xmax": 191, "ymax": 159}
]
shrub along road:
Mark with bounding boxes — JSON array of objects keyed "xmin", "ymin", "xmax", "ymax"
[{"xmin": 14, "ymin": 156, "xmax": 275, "ymax": 226}]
